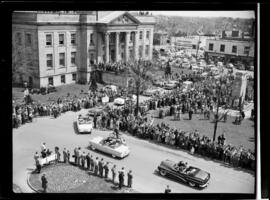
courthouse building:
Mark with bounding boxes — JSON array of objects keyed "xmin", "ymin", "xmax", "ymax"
[{"xmin": 12, "ymin": 11, "xmax": 155, "ymax": 88}]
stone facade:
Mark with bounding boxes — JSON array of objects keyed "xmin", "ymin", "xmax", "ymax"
[{"xmin": 12, "ymin": 11, "xmax": 155, "ymax": 88}]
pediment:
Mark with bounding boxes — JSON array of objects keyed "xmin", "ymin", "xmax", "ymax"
[{"xmin": 110, "ymin": 14, "xmax": 139, "ymax": 25}]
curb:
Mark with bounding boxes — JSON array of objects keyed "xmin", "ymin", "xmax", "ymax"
[{"xmin": 27, "ymin": 171, "xmax": 41, "ymax": 193}]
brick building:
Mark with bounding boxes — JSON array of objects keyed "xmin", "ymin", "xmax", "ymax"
[{"xmin": 12, "ymin": 11, "xmax": 155, "ymax": 88}]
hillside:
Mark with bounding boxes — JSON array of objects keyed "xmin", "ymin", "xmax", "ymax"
[{"xmin": 154, "ymin": 15, "xmax": 255, "ymax": 36}]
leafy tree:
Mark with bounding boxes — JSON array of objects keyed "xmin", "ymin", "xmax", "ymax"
[{"xmin": 127, "ymin": 59, "xmax": 155, "ymax": 116}]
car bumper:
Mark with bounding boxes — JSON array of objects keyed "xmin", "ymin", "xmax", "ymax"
[{"xmin": 199, "ymin": 181, "xmax": 210, "ymax": 188}]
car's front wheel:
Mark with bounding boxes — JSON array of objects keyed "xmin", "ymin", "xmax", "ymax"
[
  {"xmin": 188, "ymin": 182, "xmax": 196, "ymax": 187},
  {"xmin": 159, "ymin": 169, "xmax": 167, "ymax": 176}
]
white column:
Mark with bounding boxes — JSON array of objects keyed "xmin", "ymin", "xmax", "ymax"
[
  {"xmin": 133, "ymin": 31, "xmax": 139, "ymax": 60},
  {"xmin": 115, "ymin": 32, "xmax": 120, "ymax": 62},
  {"xmin": 105, "ymin": 32, "xmax": 110, "ymax": 63},
  {"xmin": 149, "ymin": 29, "xmax": 153, "ymax": 60},
  {"xmin": 142, "ymin": 29, "xmax": 146, "ymax": 59},
  {"xmin": 125, "ymin": 31, "xmax": 130, "ymax": 62}
]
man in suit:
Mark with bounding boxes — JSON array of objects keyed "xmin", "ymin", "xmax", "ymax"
[
  {"xmin": 41, "ymin": 174, "xmax": 48, "ymax": 193},
  {"xmin": 98, "ymin": 158, "xmax": 104, "ymax": 177},
  {"xmin": 104, "ymin": 162, "xmax": 109, "ymax": 179},
  {"xmin": 90, "ymin": 155, "xmax": 94, "ymax": 171},
  {"xmin": 94, "ymin": 157, "xmax": 99, "ymax": 176},
  {"xmin": 165, "ymin": 185, "xmax": 171, "ymax": 193},
  {"xmin": 111, "ymin": 164, "xmax": 117, "ymax": 184},
  {"xmin": 86, "ymin": 153, "xmax": 90, "ymax": 170},
  {"xmin": 127, "ymin": 170, "xmax": 133, "ymax": 188}
]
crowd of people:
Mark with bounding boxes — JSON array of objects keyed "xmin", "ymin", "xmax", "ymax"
[
  {"xmin": 12, "ymin": 88, "xmax": 127, "ymax": 129},
  {"xmin": 34, "ymin": 142, "xmax": 133, "ymax": 193}
]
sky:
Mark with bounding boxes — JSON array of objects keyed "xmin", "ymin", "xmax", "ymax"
[{"xmin": 149, "ymin": 11, "xmax": 255, "ymax": 19}]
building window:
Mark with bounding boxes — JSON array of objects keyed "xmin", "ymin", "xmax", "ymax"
[
  {"xmin": 232, "ymin": 45, "xmax": 237, "ymax": 53},
  {"xmin": 25, "ymin": 33, "xmax": 32, "ymax": 46},
  {"xmin": 59, "ymin": 53, "xmax": 65, "ymax": 66},
  {"xmin": 192, "ymin": 45, "xmax": 196, "ymax": 49},
  {"xmin": 244, "ymin": 46, "xmax": 250, "ymax": 55},
  {"xmin": 145, "ymin": 45, "xmax": 149, "ymax": 56},
  {"xmin": 46, "ymin": 54, "xmax": 53, "ymax": 68},
  {"xmin": 48, "ymin": 77, "xmax": 54, "ymax": 86},
  {"xmin": 72, "ymin": 73, "xmax": 77, "ymax": 81},
  {"xmin": 71, "ymin": 52, "xmax": 76, "ymax": 65},
  {"xmin": 220, "ymin": 44, "xmax": 225, "ymax": 52},
  {"xmin": 59, "ymin": 34, "xmax": 65, "ymax": 45},
  {"xmin": 209, "ymin": 43, "xmax": 214, "ymax": 51},
  {"xmin": 16, "ymin": 32, "xmax": 22, "ymax": 45},
  {"xmin": 90, "ymin": 33, "xmax": 94, "ymax": 46},
  {"xmin": 46, "ymin": 34, "xmax": 52, "ymax": 46},
  {"xmin": 71, "ymin": 33, "xmax": 76, "ymax": 45},
  {"xmin": 61, "ymin": 75, "xmax": 65, "ymax": 84},
  {"xmin": 146, "ymin": 31, "xmax": 150, "ymax": 39},
  {"xmin": 139, "ymin": 31, "xmax": 143, "ymax": 40}
]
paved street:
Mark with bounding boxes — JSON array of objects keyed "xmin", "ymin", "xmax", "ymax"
[{"xmin": 13, "ymin": 108, "xmax": 255, "ymax": 193}]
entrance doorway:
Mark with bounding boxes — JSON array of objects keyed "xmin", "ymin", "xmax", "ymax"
[{"xmin": 110, "ymin": 49, "xmax": 115, "ymax": 62}]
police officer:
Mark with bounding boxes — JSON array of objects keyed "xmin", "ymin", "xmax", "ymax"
[
  {"xmin": 111, "ymin": 164, "xmax": 117, "ymax": 184},
  {"xmin": 81, "ymin": 152, "xmax": 86, "ymax": 168},
  {"xmin": 104, "ymin": 162, "xmax": 109, "ymax": 179},
  {"xmin": 118, "ymin": 168, "xmax": 124, "ymax": 189}
]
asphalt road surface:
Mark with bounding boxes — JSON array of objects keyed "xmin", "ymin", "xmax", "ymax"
[{"xmin": 13, "ymin": 109, "xmax": 255, "ymax": 193}]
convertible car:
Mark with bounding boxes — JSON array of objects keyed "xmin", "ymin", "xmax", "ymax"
[
  {"xmin": 157, "ymin": 159, "xmax": 210, "ymax": 188},
  {"xmin": 89, "ymin": 136, "xmax": 130, "ymax": 159},
  {"xmin": 77, "ymin": 114, "xmax": 93, "ymax": 134}
]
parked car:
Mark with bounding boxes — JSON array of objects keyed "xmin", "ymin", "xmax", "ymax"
[
  {"xmin": 163, "ymin": 80, "xmax": 178, "ymax": 90},
  {"xmin": 143, "ymin": 87, "xmax": 165, "ymax": 96},
  {"xmin": 157, "ymin": 159, "xmax": 211, "ymax": 189},
  {"xmin": 88, "ymin": 106, "xmax": 104, "ymax": 117},
  {"xmin": 114, "ymin": 97, "xmax": 125, "ymax": 106},
  {"xmin": 77, "ymin": 114, "xmax": 93, "ymax": 134},
  {"xmin": 89, "ymin": 136, "xmax": 130, "ymax": 158},
  {"xmin": 153, "ymin": 79, "xmax": 165, "ymax": 87}
]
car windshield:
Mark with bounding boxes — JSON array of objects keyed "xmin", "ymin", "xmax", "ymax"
[
  {"xmin": 185, "ymin": 167, "xmax": 198, "ymax": 176},
  {"xmin": 78, "ymin": 117, "xmax": 91, "ymax": 124},
  {"xmin": 101, "ymin": 137, "xmax": 125, "ymax": 149}
]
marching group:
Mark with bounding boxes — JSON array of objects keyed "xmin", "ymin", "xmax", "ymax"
[{"xmin": 34, "ymin": 143, "xmax": 133, "ymax": 193}]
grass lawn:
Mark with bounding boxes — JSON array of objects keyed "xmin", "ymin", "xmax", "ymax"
[
  {"xmin": 149, "ymin": 109, "xmax": 255, "ymax": 151},
  {"xmin": 28, "ymin": 163, "xmax": 136, "ymax": 193},
  {"xmin": 13, "ymin": 83, "xmax": 99, "ymax": 105}
]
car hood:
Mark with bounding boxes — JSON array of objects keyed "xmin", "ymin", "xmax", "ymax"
[
  {"xmin": 90, "ymin": 136, "xmax": 103, "ymax": 144},
  {"xmin": 160, "ymin": 159, "xmax": 176, "ymax": 169},
  {"xmin": 194, "ymin": 169, "xmax": 209, "ymax": 180},
  {"xmin": 114, "ymin": 145, "xmax": 129, "ymax": 153}
]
